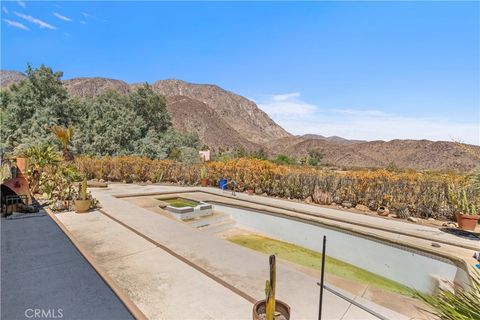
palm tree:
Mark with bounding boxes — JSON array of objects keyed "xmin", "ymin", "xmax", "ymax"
[{"xmin": 50, "ymin": 126, "xmax": 74, "ymax": 161}]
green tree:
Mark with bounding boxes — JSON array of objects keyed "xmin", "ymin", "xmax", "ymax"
[
  {"xmin": 72, "ymin": 91, "xmax": 145, "ymax": 156},
  {"xmin": 307, "ymin": 149, "xmax": 324, "ymax": 166},
  {"xmin": 274, "ymin": 154, "xmax": 296, "ymax": 165},
  {"xmin": 128, "ymin": 84, "xmax": 171, "ymax": 133},
  {"xmin": 1, "ymin": 65, "xmax": 74, "ymax": 151}
]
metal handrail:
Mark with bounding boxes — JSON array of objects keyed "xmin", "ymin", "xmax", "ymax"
[{"xmin": 317, "ymin": 282, "xmax": 390, "ymax": 320}]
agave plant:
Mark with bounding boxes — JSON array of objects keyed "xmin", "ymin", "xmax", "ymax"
[
  {"xmin": 50, "ymin": 125, "xmax": 74, "ymax": 161},
  {"xmin": 416, "ymin": 271, "xmax": 480, "ymax": 320}
]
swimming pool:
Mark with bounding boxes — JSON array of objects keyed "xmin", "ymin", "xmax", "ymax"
[{"xmin": 211, "ymin": 203, "xmax": 469, "ymax": 294}]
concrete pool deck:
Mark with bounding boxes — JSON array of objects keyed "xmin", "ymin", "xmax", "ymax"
[
  {"xmin": 1, "ymin": 210, "xmax": 134, "ymax": 320},
  {"xmin": 50, "ymin": 183, "xmax": 447, "ymax": 320}
]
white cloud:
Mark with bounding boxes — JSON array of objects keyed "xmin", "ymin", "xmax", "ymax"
[
  {"xmin": 17, "ymin": 0, "xmax": 25, "ymax": 8},
  {"xmin": 2, "ymin": 6, "xmax": 9, "ymax": 14},
  {"xmin": 14, "ymin": 11, "xmax": 56, "ymax": 29},
  {"xmin": 256, "ymin": 94, "xmax": 480, "ymax": 145},
  {"xmin": 272, "ymin": 92, "xmax": 300, "ymax": 101},
  {"xmin": 80, "ymin": 20, "xmax": 86, "ymax": 25},
  {"xmin": 81, "ymin": 12, "xmax": 90, "ymax": 18},
  {"xmin": 3, "ymin": 18, "xmax": 29, "ymax": 30},
  {"xmin": 53, "ymin": 12, "xmax": 72, "ymax": 22},
  {"xmin": 257, "ymin": 92, "xmax": 317, "ymax": 116}
]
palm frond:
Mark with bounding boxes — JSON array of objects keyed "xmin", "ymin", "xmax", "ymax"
[
  {"xmin": 416, "ymin": 271, "xmax": 480, "ymax": 320},
  {"xmin": 50, "ymin": 126, "xmax": 74, "ymax": 148}
]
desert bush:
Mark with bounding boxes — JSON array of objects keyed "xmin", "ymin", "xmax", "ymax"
[
  {"xmin": 75, "ymin": 156, "xmax": 478, "ymax": 220},
  {"xmin": 391, "ymin": 202, "xmax": 411, "ymax": 219}
]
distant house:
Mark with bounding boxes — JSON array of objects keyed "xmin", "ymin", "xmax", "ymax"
[{"xmin": 199, "ymin": 150, "xmax": 210, "ymax": 162}]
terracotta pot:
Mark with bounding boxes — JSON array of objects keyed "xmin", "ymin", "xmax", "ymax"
[
  {"xmin": 377, "ymin": 206, "xmax": 390, "ymax": 216},
  {"xmin": 16, "ymin": 157, "xmax": 29, "ymax": 178},
  {"xmin": 246, "ymin": 189, "xmax": 254, "ymax": 195},
  {"xmin": 74, "ymin": 199, "xmax": 91, "ymax": 213},
  {"xmin": 455, "ymin": 212, "xmax": 480, "ymax": 231},
  {"xmin": 252, "ymin": 300, "xmax": 290, "ymax": 320},
  {"xmin": 200, "ymin": 178, "xmax": 209, "ymax": 187}
]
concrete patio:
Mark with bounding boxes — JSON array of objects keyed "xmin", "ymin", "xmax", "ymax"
[
  {"xmin": 1, "ymin": 211, "xmax": 133, "ymax": 320},
  {"xmin": 52, "ymin": 183, "xmax": 438, "ymax": 320}
]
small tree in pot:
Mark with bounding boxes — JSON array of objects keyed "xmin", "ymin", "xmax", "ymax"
[
  {"xmin": 199, "ymin": 167, "xmax": 209, "ymax": 187},
  {"xmin": 448, "ymin": 184, "xmax": 479, "ymax": 231},
  {"xmin": 252, "ymin": 255, "xmax": 290, "ymax": 320}
]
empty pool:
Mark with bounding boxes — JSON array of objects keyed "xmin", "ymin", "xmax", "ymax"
[{"xmin": 212, "ymin": 203, "xmax": 469, "ymax": 294}]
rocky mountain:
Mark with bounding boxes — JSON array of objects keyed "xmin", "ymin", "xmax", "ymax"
[
  {"xmin": 165, "ymin": 96, "xmax": 260, "ymax": 151},
  {"xmin": 63, "ymin": 77, "xmax": 131, "ymax": 98},
  {"xmin": 2, "ymin": 74, "xmax": 287, "ymax": 150},
  {"xmin": 0, "ymin": 70, "xmax": 26, "ymax": 88},
  {"xmin": 301, "ymin": 134, "xmax": 366, "ymax": 145},
  {"xmin": 267, "ymin": 136, "xmax": 480, "ymax": 172},
  {"xmin": 151, "ymin": 79, "xmax": 291, "ymax": 144},
  {"xmin": 43, "ymin": 76, "xmax": 289, "ymax": 149},
  {"xmin": 2, "ymin": 71, "xmax": 479, "ymax": 172},
  {"xmin": 266, "ymin": 137, "xmax": 384, "ymax": 168}
]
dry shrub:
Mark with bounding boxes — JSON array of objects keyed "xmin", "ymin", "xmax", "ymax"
[{"xmin": 75, "ymin": 156, "xmax": 476, "ymax": 220}]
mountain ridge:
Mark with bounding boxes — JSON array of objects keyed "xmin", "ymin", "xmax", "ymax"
[{"xmin": 2, "ymin": 70, "xmax": 479, "ymax": 172}]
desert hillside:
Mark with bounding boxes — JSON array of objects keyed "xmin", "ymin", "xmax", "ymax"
[
  {"xmin": 0, "ymin": 70, "xmax": 26, "ymax": 88},
  {"xmin": 165, "ymin": 95, "xmax": 260, "ymax": 151},
  {"xmin": 2, "ymin": 70, "xmax": 479, "ymax": 172},
  {"xmin": 267, "ymin": 136, "xmax": 480, "ymax": 172},
  {"xmin": 63, "ymin": 77, "xmax": 131, "ymax": 97},
  {"xmin": 152, "ymin": 79, "xmax": 291, "ymax": 144}
]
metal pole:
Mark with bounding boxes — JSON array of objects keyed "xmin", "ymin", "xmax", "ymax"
[{"xmin": 318, "ymin": 235, "xmax": 326, "ymax": 320}]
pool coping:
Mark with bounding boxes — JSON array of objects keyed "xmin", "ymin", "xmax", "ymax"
[{"xmin": 114, "ymin": 189, "xmax": 477, "ymax": 282}]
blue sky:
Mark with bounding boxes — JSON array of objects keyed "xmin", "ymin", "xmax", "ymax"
[{"xmin": 2, "ymin": 1, "xmax": 479, "ymax": 144}]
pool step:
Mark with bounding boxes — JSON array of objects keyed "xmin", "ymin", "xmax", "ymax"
[
  {"xmin": 186, "ymin": 211, "xmax": 228, "ymax": 228},
  {"xmin": 196, "ymin": 218, "xmax": 236, "ymax": 234}
]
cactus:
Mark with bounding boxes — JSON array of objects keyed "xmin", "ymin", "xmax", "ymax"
[
  {"xmin": 265, "ymin": 255, "xmax": 276, "ymax": 320},
  {"xmin": 80, "ymin": 177, "xmax": 88, "ymax": 200},
  {"xmin": 448, "ymin": 184, "xmax": 477, "ymax": 215},
  {"xmin": 200, "ymin": 166, "xmax": 208, "ymax": 179}
]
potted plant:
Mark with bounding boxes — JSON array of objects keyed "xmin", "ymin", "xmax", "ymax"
[
  {"xmin": 200, "ymin": 167, "xmax": 209, "ymax": 187},
  {"xmin": 74, "ymin": 177, "xmax": 91, "ymax": 213},
  {"xmin": 448, "ymin": 185, "xmax": 479, "ymax": 231},
  {"xmin": 252, "ymin": 255, "xmax": 290, "ymax": 320}
]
